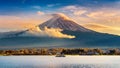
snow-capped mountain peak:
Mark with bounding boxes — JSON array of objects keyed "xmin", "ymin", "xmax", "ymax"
[
  {"xmin": 39, "ymin": 13, "xmax": 92, "ymax": 32},
  {"xmin": 51, "ymin": 13, "xmax": 71, "ymax": 20}
]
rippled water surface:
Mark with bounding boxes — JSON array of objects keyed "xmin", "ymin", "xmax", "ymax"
[{"xmin": 0, "ymin": 56, "xmax": 120, "ymax": 68}]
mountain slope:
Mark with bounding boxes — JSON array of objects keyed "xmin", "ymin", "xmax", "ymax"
[{"xmin": 62, "ymin": 30, "xmax": 120, "ymax": 48}]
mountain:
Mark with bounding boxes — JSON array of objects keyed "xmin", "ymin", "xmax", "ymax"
[
  {"xmin": 0, "ymin": 13, "xmax": 120, "ymax": 49},
  {"xmin": 39, "ymin": 13, "xmax": 91, "ymax": 32}
]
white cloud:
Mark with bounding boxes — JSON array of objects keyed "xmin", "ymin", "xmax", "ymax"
[
  {"xmin": 61, "ymin": 5, "xmax": 79, "ymax": 12},
  {"xmin": 60, "ymin": 5, "xmax": 87, "ymax": 16},
  {"xmin": 22, "ymin": 26, "xmax": 75, "ymax": 39},
  {"xmin": 51, "ymin": 13, "xmax": 71, "ymax": 20},
  {"xmin": 37, "ymin": 11, "xmax": 45, "ymax": 15},
  {"xmin": 61, "ymin": 5, "xmax": 77, "ymax": 10}
]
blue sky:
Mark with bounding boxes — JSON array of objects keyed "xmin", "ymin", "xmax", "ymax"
[
  {"xmin": 0, "ymin": 0, "xmax": 119, "ymax": 15},
  {"xmin": 0, "ymin": 0, "xmax": 120, "ymax": 35}
]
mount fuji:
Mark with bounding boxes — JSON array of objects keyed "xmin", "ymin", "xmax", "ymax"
[
  {"xmin": 39, "ymin": 13, "xmax": 91, "ymax": 32},
  {"xmin": 0, "ymin": 13, "xmax": 120, "ymax": 49}
]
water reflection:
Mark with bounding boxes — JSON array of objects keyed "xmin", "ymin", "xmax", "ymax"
[
  {"xmin": 0, "ymin": 64, "xmax": 119, "ymax": 68},
  {"xmin": 0, "ymin": 56, "xmax": 120, "ymax": 68}
]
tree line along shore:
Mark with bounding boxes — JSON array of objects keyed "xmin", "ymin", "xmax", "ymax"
[{"xmin": 0, "ymin": 48, "xmax": 120, "ymax": 56}]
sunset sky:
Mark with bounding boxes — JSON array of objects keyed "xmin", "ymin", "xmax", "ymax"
[{"xmin": 0, "ymin": 0, "xmax": 120, "ymax": 35}]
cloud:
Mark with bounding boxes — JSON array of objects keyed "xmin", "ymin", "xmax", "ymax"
[
  {"xmin": 37, "ymin": 11, "xmax": 45, "ymax": 15},
  {"xmin": 73, "ymin": 10, "xmax": 87, "ymax": 16},
  {"xmin": 47, "ymin": 4, "xmax": 60, "ymax": 7},
  {"xmin": 84, "ymin": 10, "xmax": 120, "ymax": 27},
  {"xmin": 23, "ymin": 26, "xmax": 75, "ymax": 39},
  {"xmin": 32, "ymin": 6, "xmax": 41, "ymax": 9},
  {"xmin": 60, "ymin": 5, "xmax": 85, "ymax": 12},
  {"xmin": 83, "ymin": 23, "xmax": 120, "ymax": 35},
  {"xmin": 0, "ymin": 14, "xmax": 50, "ymax": 32},
  {"xmin": 47, "ymin": 4, "xmax": 55, "ymax": 7},
  {"xmin": 61, "ymin": 5, "xmax": 77, "ymax": 10},
  {"xmin": 51, "ymin": 13, "xmax": 71, "ymax": 20},
  {"xmin": 86, "ymin": 11, "xmax": 119, "ymax": 19},
  {"xmin": 60, "ymin": 5, "xmax": 88, "ymax": 16},
  {"xmin": 84, "ymin": 23, "xmax": 109, "ymax": 29},
  {"xmin": 60, "ymin": 5, "xmax": 120, "ymax": 28}
]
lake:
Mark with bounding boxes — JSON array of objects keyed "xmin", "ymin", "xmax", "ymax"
[{"xmin": 0, "ymin": 56, "xmax": 120, "ymax": 68}]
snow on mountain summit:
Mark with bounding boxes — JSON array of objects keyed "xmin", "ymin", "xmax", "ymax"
[
  {"xmin": 39, "ymin": 13, "xmax": 92, "ymax": 32},
  {"xmin": 51, "ymin": 13, "xmax": 71, "ymax": 20}
]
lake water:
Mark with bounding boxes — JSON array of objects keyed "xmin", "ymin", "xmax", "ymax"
[{"xmin": 0, "ymin": 56, "xmax": 120, "ymax": 68}]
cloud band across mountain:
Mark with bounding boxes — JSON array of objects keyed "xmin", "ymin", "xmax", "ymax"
[{"xmin": 21, "ymin": 26, "xmax": 75, "ymax": 39}]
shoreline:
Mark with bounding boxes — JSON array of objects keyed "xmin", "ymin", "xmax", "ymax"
[{"xmin": 1, "ymin": 48, "xmax": 120, "ymax": 56}]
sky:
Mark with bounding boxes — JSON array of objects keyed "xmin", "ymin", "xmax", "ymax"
[{"xmin": 0, "ymin": 0, "xmax": 120, "ymax": 35}]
